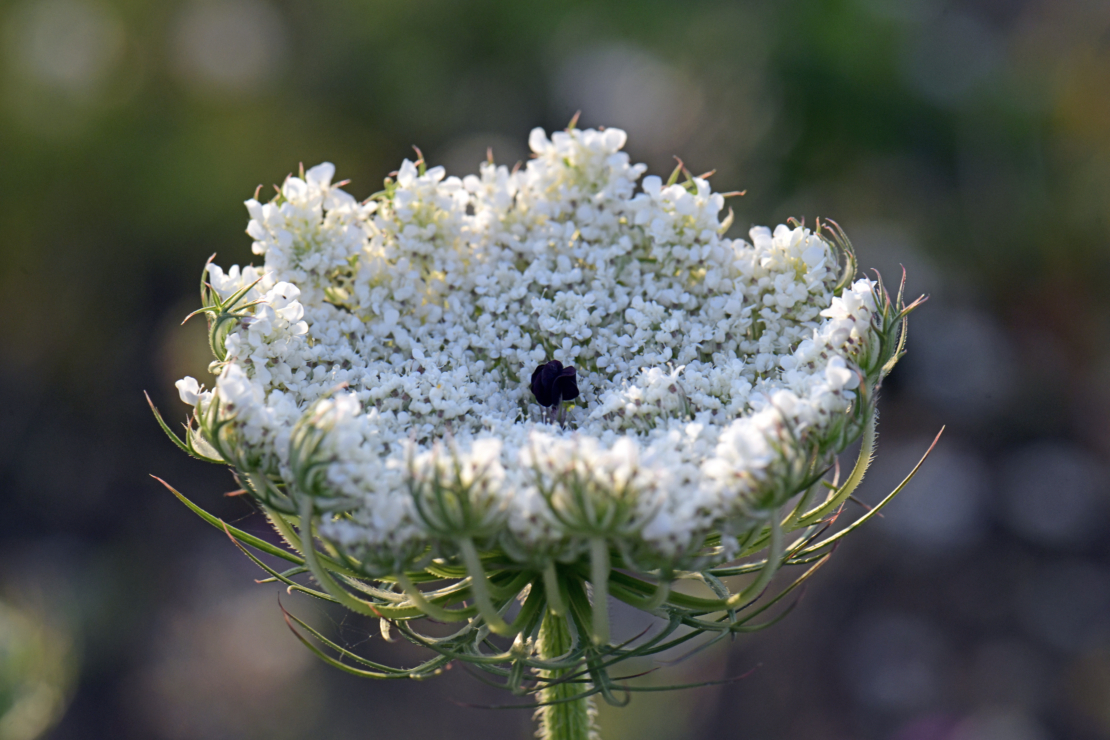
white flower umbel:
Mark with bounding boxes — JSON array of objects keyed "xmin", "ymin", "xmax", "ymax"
[{"xmin": 151, "ymin": 127, "xmax": 930, "ymax": 740}]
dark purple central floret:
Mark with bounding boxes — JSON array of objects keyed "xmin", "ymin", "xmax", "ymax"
[{"xmin": 530, "ymin": 360, "xmax": 579, "ymax": 408}]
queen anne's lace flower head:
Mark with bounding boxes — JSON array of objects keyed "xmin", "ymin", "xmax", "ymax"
[{"xmin": 154, "ymin": 125, "xmax": 927, "ymax": 722}]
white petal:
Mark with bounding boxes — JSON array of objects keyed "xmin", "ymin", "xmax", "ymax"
[
  {"xmin": 175, "ymin": 377, "xmax": 200, "ymax": 406},
  {"xmin": 305, "ymin": 162, "xmax": 336, "ymax": 189}
]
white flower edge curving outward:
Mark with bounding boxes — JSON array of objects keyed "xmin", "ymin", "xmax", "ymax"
[{"xmin": 174, "ymin": 126, "xmax": 895, "ymax": 575}]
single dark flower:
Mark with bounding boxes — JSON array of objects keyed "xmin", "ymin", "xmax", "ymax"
[{"xmin": 530, "ymin": 360, "xmax": 579, "ymax": 407}]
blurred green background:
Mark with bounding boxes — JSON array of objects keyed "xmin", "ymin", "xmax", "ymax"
[{"xmin": 1, "ymin": 0, "xmax": 1109, "ymax": 738}]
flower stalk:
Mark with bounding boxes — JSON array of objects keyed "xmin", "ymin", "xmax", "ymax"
[
  {"xmin": 588, "ymin": 538, "xmax": 611, "ymax": 646},
  {"xmin": 535, "ymin": 608, "xmax": 597, "ymax": 740}
]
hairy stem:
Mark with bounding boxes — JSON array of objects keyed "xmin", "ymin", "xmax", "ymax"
[{"xmin": 535, "ymin": 609, "xmax": 597, "ymax": 740}]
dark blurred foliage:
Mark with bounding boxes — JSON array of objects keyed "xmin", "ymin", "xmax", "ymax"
[{"xmin": 1, "ymin": 0, "xmax": 1108, "ymax": 738}]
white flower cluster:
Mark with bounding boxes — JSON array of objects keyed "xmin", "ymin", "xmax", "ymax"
[{"xmin": 176, "ymin": 127, "xmax": 881, "ymax": 567}]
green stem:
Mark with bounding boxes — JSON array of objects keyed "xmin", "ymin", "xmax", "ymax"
[
  {"xmin": 543, "ymin": 562, "xmax": 567, "ymax": 616},
  {"xmin": 456, "ymin": 537, "xmax": 512, "ymax": 635},
  {"xmin": 535, "ymin": 609, "xmax": 597, "ymax": 740},
  {"xmin": 588, "ymin": 537, "xmax": 610, "ymax": 646}
]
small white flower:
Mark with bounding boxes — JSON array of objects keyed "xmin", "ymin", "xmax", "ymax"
[
  {"xmin": 825, "ymin": 356, "xmax": 860, "ymax": 391},
  {"xmin": 175, "ymin": 376, "xmax": 202, "ymax": 406}
]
